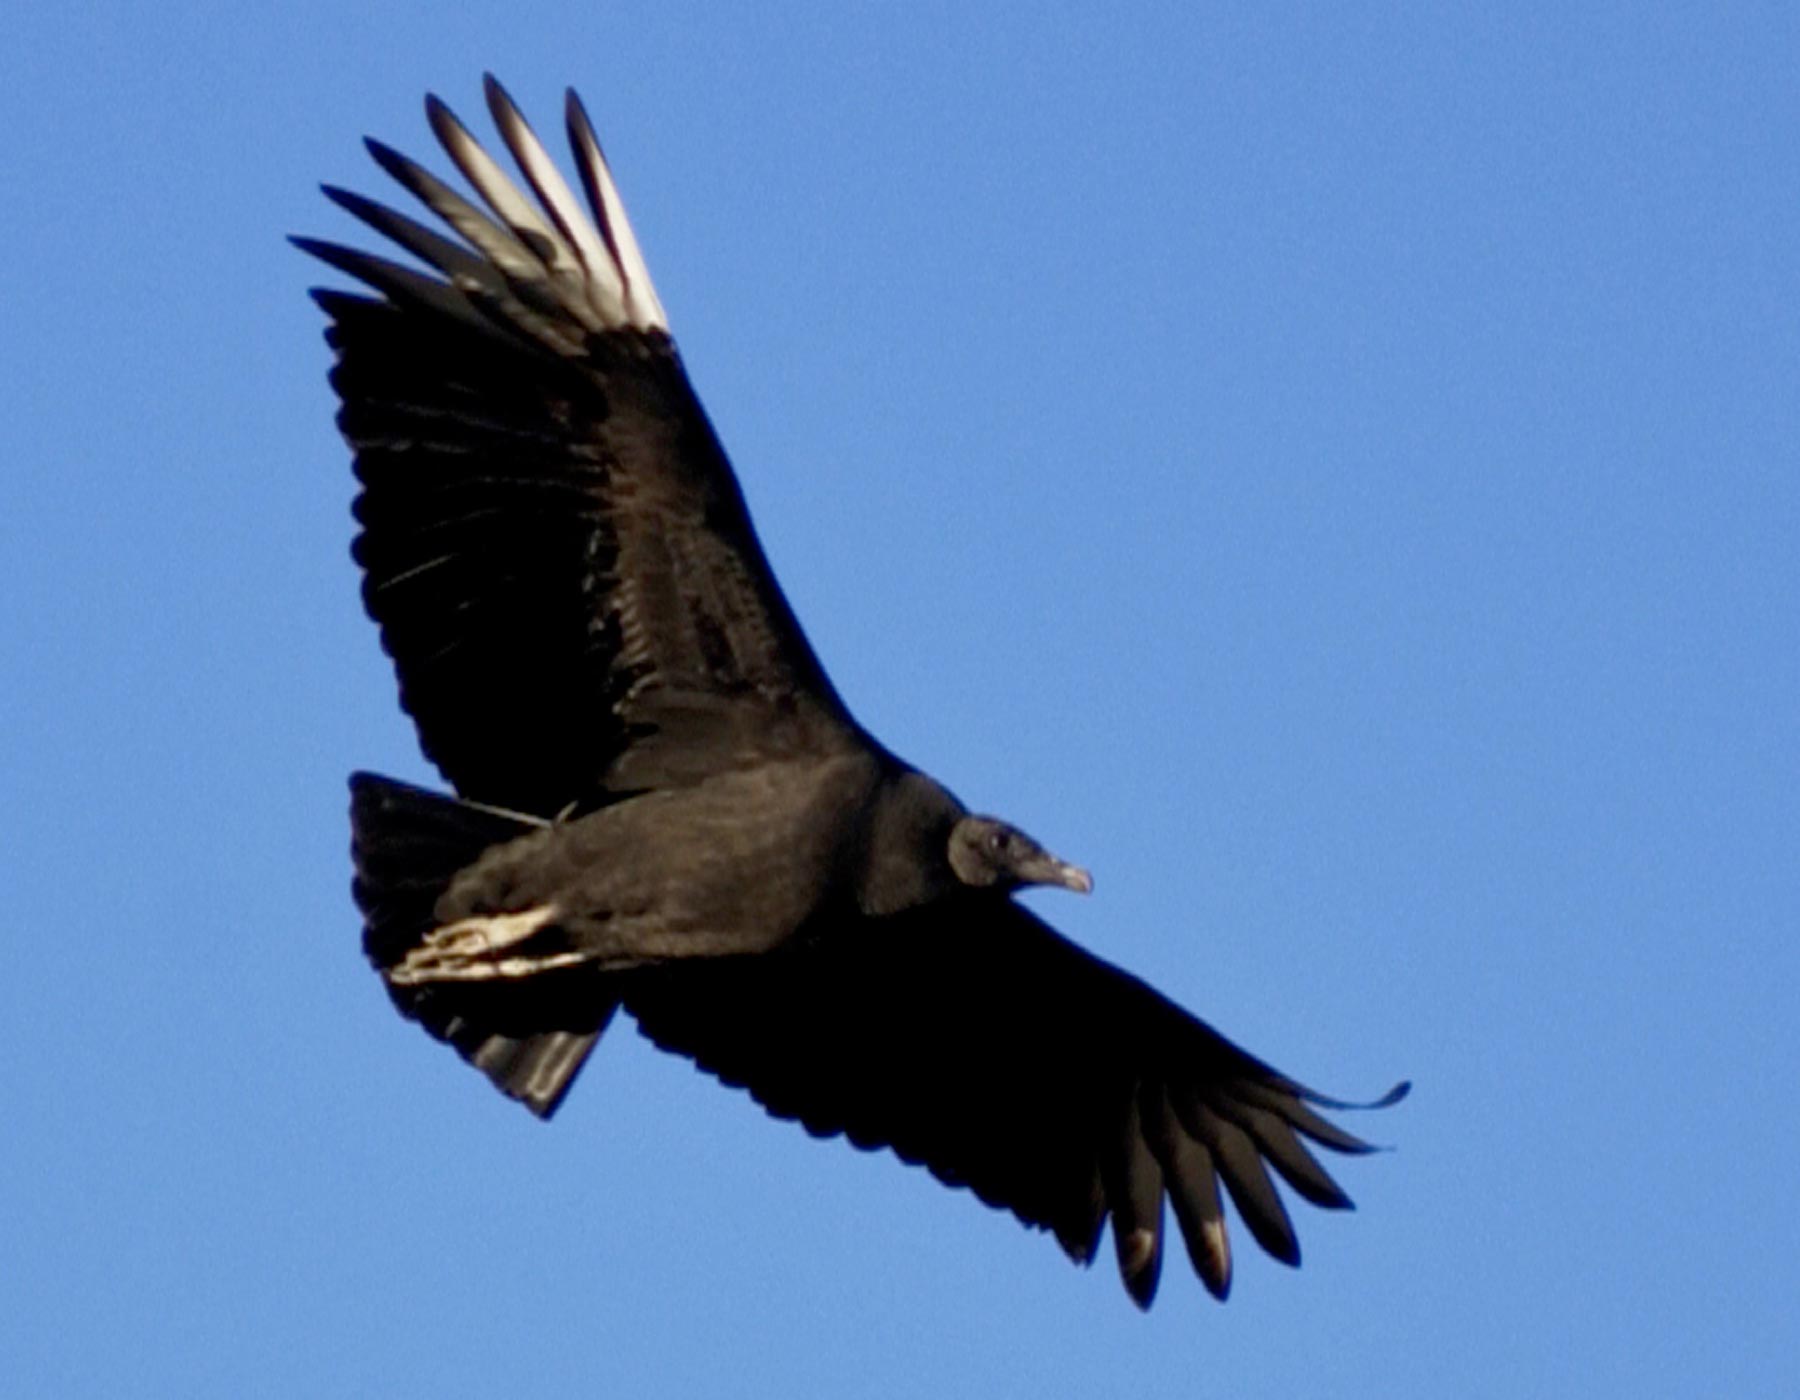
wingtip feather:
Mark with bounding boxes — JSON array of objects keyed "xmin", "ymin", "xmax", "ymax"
[
  {"xmin": 1295, "ymin": 1076, "xmax": 1412, "ymax": 1113},
  {"xmin": 1117, "ymin": 1226, "xmax": 1161, "ymax": 1310},
  {"xmin": 563, "ymin": 87, "xmax": 669, "ymax": 330}
]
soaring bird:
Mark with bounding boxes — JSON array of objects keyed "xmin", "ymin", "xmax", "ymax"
[{"xmin": 297, "ymin": 76, "xmax": 1406, "ymax": 1308}]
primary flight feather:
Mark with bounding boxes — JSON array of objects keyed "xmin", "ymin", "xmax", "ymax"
[{"xmin": 300, "ymin": 75, "xmax": 1406, "ymax": 1309}]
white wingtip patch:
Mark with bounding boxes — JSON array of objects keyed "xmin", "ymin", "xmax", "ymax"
[
  {"xmin": 483, "ymin": 75, "xmax": 631, "ymax": 327},
  {"xmin": 394, "ymin": 79, "xmax": 668, "ymax": 337},
  {"xmin": 428, "ymin": 96, "xmax": 563, "ymax": 270},
  {"xmin": 564, "ymin": 88, "xmax": 669, "ymax": 331},
  {"xmin": 1200, "ymin": 1217, "xmax": 1232, "ymax": 1298}
]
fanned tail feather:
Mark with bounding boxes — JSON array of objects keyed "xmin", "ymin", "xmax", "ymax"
[{"xmin": 350, "ymin": 772, "xmax": 616, "ymax": 1117}]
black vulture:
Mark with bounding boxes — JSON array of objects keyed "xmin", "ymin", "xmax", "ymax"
[{"xmin": 298, "ymin": 76, "xmax": 1407, "ymax": 1309}]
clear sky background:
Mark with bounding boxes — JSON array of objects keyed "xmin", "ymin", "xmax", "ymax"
[{"xmin": 3, "ymin": 4, "xmax": 1795, "ymax": 1396}]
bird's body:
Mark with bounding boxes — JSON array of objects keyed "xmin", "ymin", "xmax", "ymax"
[
  {"xmin": 452, "ymin": 756, "xmax": 880, "ymax": 962},
  {"xmin": 409, "ymin": 751, "xmax": 976, "ymax": 978},
  {"xmin": 301, "ymin": 75, "xmax": 1406, "ymax": 1309}
]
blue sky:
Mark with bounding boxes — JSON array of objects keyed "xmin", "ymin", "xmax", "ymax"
[{"xmin": 3, "ymin": 4, "xmax": 1796, "ymax": 1396}]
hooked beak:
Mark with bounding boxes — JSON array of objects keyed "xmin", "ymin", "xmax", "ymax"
[
  {"xmin": 1021, "ymin": 851, "xmax": 1094, "ymax": 895},
  {"xmin": 1056, "ymin": 861, "xmax": 1095, "ymax": 895}
]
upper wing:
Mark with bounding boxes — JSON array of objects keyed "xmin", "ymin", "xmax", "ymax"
[
  {"xmin": 299, "ymin": 76, "xmax": 855, "ymax": 815},
  {"xmin": 623, "ymin": 900, "xmax": 1407, "ymax": 1308}
]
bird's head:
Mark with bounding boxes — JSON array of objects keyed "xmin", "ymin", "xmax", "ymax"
[{"xmin": 947, "ymin": 816, "xmax": 1093, "ymax": 896}]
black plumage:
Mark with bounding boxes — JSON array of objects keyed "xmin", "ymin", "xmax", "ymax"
[{"xmin": 301, "ymin": 76, "xmax": 1406, "ymax": 1308}]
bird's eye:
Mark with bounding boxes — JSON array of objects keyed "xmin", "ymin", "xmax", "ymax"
[{"xmin": 988, "ymin": 829, "xmax": 1012, "ymax": 855}]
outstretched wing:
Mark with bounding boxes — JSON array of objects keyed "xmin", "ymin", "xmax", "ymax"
[
  {"xmin": 299, "ymin": 76, "xmax": 855, "ymax": 815},
  {"xmin": 624, "ymin": 901, "xmax": 1407, "ymax": 1308}
]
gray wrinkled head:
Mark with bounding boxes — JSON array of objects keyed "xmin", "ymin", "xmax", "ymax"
[{"xmin": 947, "ymin": 816, "xmax": 1093, "ymax": 896}]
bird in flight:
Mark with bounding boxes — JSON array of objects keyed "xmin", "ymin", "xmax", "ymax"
[{"xmin": 297, "ymin": 75, "xmax": 1406, "ymax": 1309}]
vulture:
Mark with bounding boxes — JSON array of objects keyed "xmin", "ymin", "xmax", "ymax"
[{"xmin": 298, "ymin": 76, "xmax": 1407, "ymax": 1309}]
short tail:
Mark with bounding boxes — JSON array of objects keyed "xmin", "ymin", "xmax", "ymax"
[{"xmin": 350, "ymin": 772, "xmax": 616, "ymax": 1117}]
